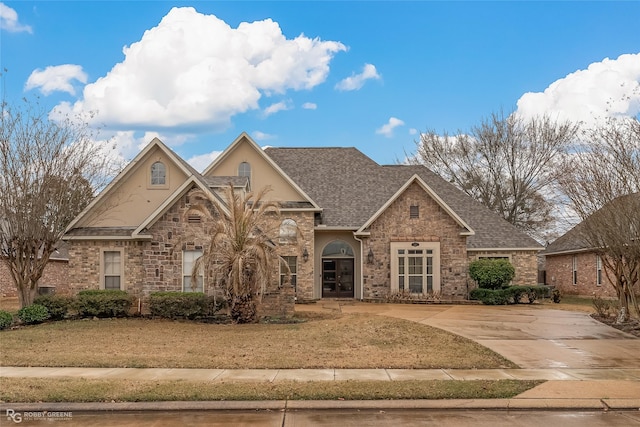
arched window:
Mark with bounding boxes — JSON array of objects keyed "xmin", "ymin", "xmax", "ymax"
[
  {"xmin": 151, "ymin": 161, "xmax": 166, "ymax": 185},
  {"xmin": 238, "ymin": 162, "xmax": 251, "ymax": 180},
  {"xmin": 279, "ymin": 218, "xmax": 297, "ymax": 242},
  {"xmin": 322, "ymin": 240, "xmax": 354, "ymax": 258}
]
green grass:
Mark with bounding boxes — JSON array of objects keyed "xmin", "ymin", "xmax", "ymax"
[{"xmin": 0, "ymin": 377, "xmax": 543, "ymax": 402}]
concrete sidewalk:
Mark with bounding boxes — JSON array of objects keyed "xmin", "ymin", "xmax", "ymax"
[
  {"xmin": 2, "ymin": 366, "xmax": 640, "ymax": 383},
  {"xmin": 2, "ymin": 366, "xmax": 640, "ymax": 410}
]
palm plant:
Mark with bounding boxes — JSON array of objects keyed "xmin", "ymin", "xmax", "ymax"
[{"xmin": 187, "ymin": 184, "xmax": 281, "ymax": 323}]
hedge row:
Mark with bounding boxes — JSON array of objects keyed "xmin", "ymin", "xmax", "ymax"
[
  {"xmin": 470, "ymin": 285, "xmax": 550, "ymax": 305},
  {"xmin": 149, "ymin": 292, "xmax": 225, "ymax": 319},
  {"xmin": 33, "ymin": 290, "xmax": 134, "ymax": 319},
  {"xmin": 1, "ymin": 290, "xmax": 229, "ymax": 329},
  {"xmin": 0, "ymin": 290, "xmax": 135, "ymax": 329}
]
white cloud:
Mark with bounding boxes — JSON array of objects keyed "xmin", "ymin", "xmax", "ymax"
[
  {"xmin": 253, "ymin": 131, "xmax": 275, "ymax": 141},
  {"xmin": 63, "ymin": 7, "xmax": 345, "ymax": 130},
  {"xmin": 408, "ymin": 128, "xmax": 418, "ymax": 135},
  {"xmin": 25, "ymin": 64, "xmax": 88, "ymax": 95},
  {"xmin": 335, "ymin": 63, "xmax": 381, "ymax": 91},
  {"xmin": 264, "ymin": 100, "xmax": 290, "ymax": 116},
  {"xmin": 0, "ymin": 2, "xmax": 32, "ymax": 33},
  {"xmin": 376, "ymin": 117, "xmax": 404, "ymax": 137},
  {"xmin": 302, "ymin": 102, "xmax": 317, "ymax": 110},
  {"xmin": 516, "ymin": 53, "xmax": 640, "ymax": 126},
  {"xmin": 187, "ymin": 150, "xmax": 222, "ymax": 173}
]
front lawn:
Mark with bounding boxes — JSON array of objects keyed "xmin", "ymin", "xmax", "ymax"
[
  {"xmin": 0, "ymin": 312, "xmax": 516, "ymax": 369},
  {"xmin": 0, "ymin": 377, "xmax": 542, "ymax": 402}
]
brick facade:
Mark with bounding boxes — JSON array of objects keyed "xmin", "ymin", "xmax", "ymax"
[
  {"xmin": 0, "ymin": 258, "xmax": 70, "ymax": 298},
  {"xmin": 546, "ymin": 252, "xmax": 616, "ymax": 298},
  {"xmin": 468, "ymin": 250, "xmax": 540, "ymax": 287},
  {"xmin": 362, "ymin": 182, "xmax": 469, "ymax": 300}
]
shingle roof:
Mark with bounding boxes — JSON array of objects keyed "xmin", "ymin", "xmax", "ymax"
[
  {"xmin": 543, "ymin": 193, "xmax": 640, "ymax": 255},
  {"xmin": 264, "ymin": 147, "xmax": 541, "ymax": 250},
  {"xmin": 65, "ymin": 227, "xmax": 137, "ymax": 237},
  {"xmin": 543, "ymin": 223, "xmax": 590, "ymax": 255},
  {"xmin": 204, "ymin": 176, "xmax": 249, "ymax": 188}
]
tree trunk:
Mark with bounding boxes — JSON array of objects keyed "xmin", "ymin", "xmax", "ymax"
[
  {"xmin": 17, "ymin": 280, "xmax": 38, "ymax": 308},
  {"xmin": 230, "ymin": 293, "xmax": 258, "ymax": 324}
]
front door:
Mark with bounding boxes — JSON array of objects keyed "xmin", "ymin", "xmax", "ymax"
[{"xmin": 322, "ymin": 259, "xmax": 354, "ymax": 298}]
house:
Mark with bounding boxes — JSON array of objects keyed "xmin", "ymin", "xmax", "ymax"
[
  {"xmin": 0, "ymin": 242, "xmax": 70, "ymax": 298},
  {"xmin": 62, "ymin": 133, "xmax": 542, "ymax": 307},
  {"xmin": 543, "ymin": 193, "xmax": 640, "ymax": 298}
]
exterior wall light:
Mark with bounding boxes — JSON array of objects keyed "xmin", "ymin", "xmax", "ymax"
[
  {"xmin": 367, "ymin": 248, "xmax": 374, "ymax": 264},
  {"xmin": 302, "ymin": 247, "xmax": 309, "ymax": 262}
]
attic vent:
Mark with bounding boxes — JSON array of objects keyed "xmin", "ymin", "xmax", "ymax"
[
  {"xmin": 410, "ymin": 205, "xmax": 419, "ymax": 219},
  {"xmin": 187, "ymin": 214, "xmax": 202, "ymax": 224}
]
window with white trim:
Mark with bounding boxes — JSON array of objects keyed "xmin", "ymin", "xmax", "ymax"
[
  {"xmin": 183, "ymin": 250, "xmax": 203, "ymax": 292},
  {"xmin": 238, "ymin": 162, "xmax": 251, "ymax": 180},
  {"xmin": 572, "ymin": 255, "xmax": 578, "ymax": 285},
  {"xmin": 280, "ymin": 256, "xmax": 297, "ymax": 291},
  {"xmin": 103, "ymin": 250, "xmax": 122, "ymax": 290},
  {"xmin": 596, "ymin": 255, "xmax": 602, "ymax": 286},
  {"xmin": 391, "ymin": 242, "xmax": 440, "ymax": 294},
  {"xmin": 279, "ymin": 219, "xmax": 297, "ymax": 243},
  {"xmin": 150, "ymin": 161, "xmax": 166, "ymax": 185}
]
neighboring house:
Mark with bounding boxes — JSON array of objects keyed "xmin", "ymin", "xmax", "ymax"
[
  {"xmin": 543, "ymin": 233, "xmax": 614, "ymax": 298},
  {"xmin": 0, "ymin": 242, "xmax": 70, "ymax": 298},
  {"xmin": 543, "ymin": 194, "xmax": 640, "ymax": 298},
  {"xmin": 63, "ymin": 133, "xmax": 542, "ymax": 304}
]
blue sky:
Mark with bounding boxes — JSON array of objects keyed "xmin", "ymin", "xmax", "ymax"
[{"xmin": 1, "ymin": 1, "xmax": 639, "ymax": 170}]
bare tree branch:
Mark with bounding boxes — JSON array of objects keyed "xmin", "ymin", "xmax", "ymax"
[
  {"xmin": 0, "ymin": 98, "xmax": 114, "ymax": 307},
  {"xmin": 559, "ymin": 117, "xmax": 640, "ymax": 320},
  {"xmin": 411, "ymin": 110, "xmax": 578, "ymax": 241}
]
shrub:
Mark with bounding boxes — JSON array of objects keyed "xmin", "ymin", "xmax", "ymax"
[
  {"xmin": 0, "ymin": 310, "xmax": 13, "ymax": 330},
  {"xmin": 470, "ymin": 288, "xmax": 509, "ymax": 305},
  {"xmin": 471, "ymin": 285, "xmax": 548, "ymax": 305},
  {"xmin": 504, "ymin": 286, "xmax": 525, "ymax": 304},
  {"xmin": 17, "ymin": 304, "xmax": 50, "ymax": 324},
  {"xmin": 592, "ymin": 295, "xmax": 618, "ymax": 317},
  {"xmin": 468, "ymin": 259, "xmax": 515, "ymax": 290},
  {"xmin": 76, "ymin": 290, "xmax": 133, "ymax": 318},
  {"xmin": 150, "ymin": 292, "xmax": 226, "ymax": 319},
  {"xmin": 34, "ymin": 295, "xmax": 75, "ymax": 320},
  {"xmin": 150, "ymin": 292, "xmax": 208, "ymax": 319},
  {"xmin": 524, "ymin": 286, "xmax": 548, "ymax": 304},
  {"xmin": 551, "ymin": 288, "xmax": 562, "ymax": 303}
]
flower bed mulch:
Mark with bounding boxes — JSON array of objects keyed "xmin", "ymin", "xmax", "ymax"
[{"xmin": 592, "ymin": 314, "xmax": 640, "ymax": 338}]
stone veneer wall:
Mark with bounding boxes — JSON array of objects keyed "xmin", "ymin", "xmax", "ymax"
[
  {"xmin": 0, "ymin": 259, "xmax": 70, "ymax": 298},
  {"xmin": 545, "ymin": 252, "xmax": 617, "ymax": 298},
  {"xmin": 68, "ymin": 188, "xmax": 296, "ymax": 317},
  {"xmin": 277, "ymin": 211, "xmax": 315, "ymax": 301},
  {"xmin": 467, "ymin": 250, "xmax": 540, "ymax": 289},
  {"xmin": 363, "ymin": 182, "xmax": 468, "ymax": 300}
]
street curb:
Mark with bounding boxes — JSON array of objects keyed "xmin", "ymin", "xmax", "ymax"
[{"xmin": 2, "ymin": 399, "xmax": 639, "ymax": 412}]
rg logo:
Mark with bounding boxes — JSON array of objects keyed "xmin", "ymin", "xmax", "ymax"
[{"xmin": 5, "ymin": 409, "xmax": 22, "ymax": 423}]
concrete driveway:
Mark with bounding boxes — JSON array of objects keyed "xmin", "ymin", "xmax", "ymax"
[{"xmin": 309, "ymin": 303, "xmax": 640, "ymax": 369}]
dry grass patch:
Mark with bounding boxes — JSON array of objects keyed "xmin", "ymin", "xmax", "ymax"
[
  {"xmin": 0, "ymin": 377, "xmax": 542, "ymax": 402},
  {"xmin": 540, "ymin": 296, "xmax": 595, "ymax": 313},
  {"xmin": 0, "ymin": 313, "xmax": 515, "ymax": 369}
]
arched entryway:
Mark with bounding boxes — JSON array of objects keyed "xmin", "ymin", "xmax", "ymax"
[{"xmin": 321, "ymin": 240, "xmax": 354, "ymax": 298}]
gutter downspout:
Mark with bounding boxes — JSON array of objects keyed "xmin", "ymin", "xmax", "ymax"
[{"xmin": 353, "ymin": 234, "xmax": 365, "ymax": 301}]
